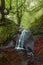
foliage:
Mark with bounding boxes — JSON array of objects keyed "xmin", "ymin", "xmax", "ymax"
[
  {"xmin": 0, "ymin": 0, "xmax": 43, "ymax": 44},
  {"xmin": 31, "ymin": 15, "xmax": 43, "ymax": 35},
  {"xmin": 0, "ymin": 18, "xmax": 18, "ymax": 45},
  {"xmin": 4, "ymin": 0, "xmax": 43, "ymax": 33}
]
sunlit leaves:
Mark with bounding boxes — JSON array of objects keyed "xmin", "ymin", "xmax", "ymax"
[
  {"xmin": 5, "ymin": 0, "xmax": 10, "ymax": 9},
  {"xmin": 0, "ymin": 0, "xmax": 1, "ymax": 6},
  {"xmin": 4, "ymin": 0, "xmax": 43, "ymax": 32}
]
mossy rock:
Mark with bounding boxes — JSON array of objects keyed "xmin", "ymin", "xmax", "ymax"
[{"xmin": 0, "ymin": 18, "xmax": 18, "ymax": 45}]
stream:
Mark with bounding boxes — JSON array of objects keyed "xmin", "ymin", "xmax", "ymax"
[{"xmin": 0, "ymin": 29, "xmax": 35, "ymax": 65}]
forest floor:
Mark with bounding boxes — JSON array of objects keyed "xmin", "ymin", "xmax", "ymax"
[{"xmin": 0, "ymin": 35, "xmax": 43, "ymax": 65}]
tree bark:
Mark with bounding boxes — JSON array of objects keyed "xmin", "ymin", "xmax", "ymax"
[
  {"xmin": 1, "ymin": 0, "xmax": 5, "ymax": 20},
  {"xmin": 16, "ymin": 0, "xmax": 22, "ymax": 27}
]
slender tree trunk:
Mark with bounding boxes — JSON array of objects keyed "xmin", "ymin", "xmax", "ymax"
[
  {"xmin": 16, "ymin": 0, "xmax": 22, "ymax": 27},
  {"xmin": 10, "ymin": 0, "xmax": 12, "ymax": 10},
  {"xmin": 1, "ymin": 0, "xmax": 5, "ymax": 21},
  {"xmin": 16, "ymin": 0, "xmax": 19, "ymax": 26}
]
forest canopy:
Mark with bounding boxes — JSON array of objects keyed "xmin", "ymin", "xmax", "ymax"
[
  {"xmin": 0, "ymin": 0, "xmax": 43, "ymax": 44},
  {"xmin": 4, "ymin": 0, "xmax": 43, "ymax": 27}
]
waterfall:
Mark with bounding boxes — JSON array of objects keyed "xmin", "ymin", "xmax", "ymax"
[
  {"xmin": 15, "ymin": 29, "xmax": 27, "ymax": 50},
  {"xmin": 15, "ymin": 29, "xmax": 34, "ymax": 51}
]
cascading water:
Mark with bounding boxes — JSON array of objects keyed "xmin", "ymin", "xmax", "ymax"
[
  {"xmin": 15, "ymin": 29, "xmax": 27, "ymax": 50},
  {"xmin": 0, "ymin": 29, "xmax": 34, "ymax": 55},
  {"xmin": 15, "ymin": 29, "xmax": 34, "ymax": 52}
]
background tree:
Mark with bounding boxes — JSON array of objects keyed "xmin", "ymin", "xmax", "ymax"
[
  {"xmin": 15, "ymin": 0, "xmax": 26, "ymax": 26},
  {"xmin": 0, "ymin": 0, "xmax": 5, "ymax": 21}
]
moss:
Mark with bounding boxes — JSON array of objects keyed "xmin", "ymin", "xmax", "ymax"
[{"xmin": 0, "ymin": 18, "xmax": 18, "ymax": 45}]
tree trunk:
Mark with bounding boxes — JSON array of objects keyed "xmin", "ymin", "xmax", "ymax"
[
  {"xmin": 1, "ymin": 0, "xmax": 5, "ymax": 21},
  {"xmin": 16, "ymin": 0, "xmax": 22, "ymax": 27}
]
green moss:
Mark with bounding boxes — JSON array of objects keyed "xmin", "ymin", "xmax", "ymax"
[{"xmin": 0, "ymin": 19, "xmax": 18, "ymax": 45}]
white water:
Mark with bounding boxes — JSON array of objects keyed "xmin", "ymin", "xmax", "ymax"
[
  {"xmin": 15, "ymin": 29, "xmax": 27, "ymax": 50},
  {"xmin": 15, "ymin": 29, "xmax": 34, "ymax": 50}
]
